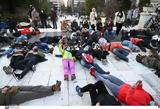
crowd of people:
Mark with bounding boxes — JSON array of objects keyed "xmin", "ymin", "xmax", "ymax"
[{"xmin": 0, "ymin": 6, "xmax": 160, "ymax": 106}]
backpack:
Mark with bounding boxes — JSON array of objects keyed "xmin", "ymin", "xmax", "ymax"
[{"xmin": 82, "ymin": 53, "xmax": 93, "ymax": 64}]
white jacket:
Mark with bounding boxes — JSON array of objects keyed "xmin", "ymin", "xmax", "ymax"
[
  {"xmin": 114, "ymin": 11, "xmax": 125, "ymax": 24},
  {"xmin": 90, "ymin": 11, "xmax": 97, "ymax": 26}
]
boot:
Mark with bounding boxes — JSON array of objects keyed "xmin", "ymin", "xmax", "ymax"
[
  {"xmin": 52, "ymin": 80, "xmax": 61, "ymax": 91},
  {"xmin": 71, "ymin": 74, "xmax": 76, "ymax": 80},
  {"xmin": 64, "ymin": 75, "xmax": 69, "ymax": 81}
]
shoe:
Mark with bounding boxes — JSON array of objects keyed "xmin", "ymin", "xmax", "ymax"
[
  {"xmin": 89, "ymin": 67, "xmax": 95, "ymax": 77},
  {"xmin": 52, "ymin": 80, "xmax": 61, "ymax": 91},
  {"xmin": 13, "ymin": 73, "xmax": 22, "ymax": 80},
  {"xmin": 49, "ymin": 48, "xmax": 54, "ymax": 54},
  {"xmin": 76, "ymin": 85, "xmax": 83, "ymax": 97},
  {"xmin": 125, "ymin": 58, "xmax": 129, "ymax": 63},
  {"xmin": 32, "ymin": 65, "xmax": 36, "ymax": 72},
  {"xmin": 3, "ymin": 66, "xmax": 13, "ymax": 74},
  {"xmin": 105, "ymin": 71, "xmax": 110, "ymax": 74},
  {"xmin": 64, "ymin": 75, "xmax": 69, "ymax": 81},
  {"xmin": 71, "ymin": 74, "xmax": 76, "ymax": 81},
  {"xmin": 102, "ymin": 59, "xmax": 108, "ymax": 65},
  {"xmin": 114, "ymin": 56, "xmax": 120, "ymax": 61}
]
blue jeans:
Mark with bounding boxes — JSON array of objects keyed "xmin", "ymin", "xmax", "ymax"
[
  {"xmin": 95, "ymin": 72, "xmax": 124, "ymax": 96},
  {"xmin": 80, "ymin": 60, "xmax": 107, "ymax": 74},
  {"xmin": 113, "ymin": 48, "xmax": 129, "ymax": 61},
  {"xmin": 122, "ymin": 40, "xmax": 133, "ymax": 49},
  {"xmin": 52, "ymin": 21, "xmax": 57, "ymax": 29}
]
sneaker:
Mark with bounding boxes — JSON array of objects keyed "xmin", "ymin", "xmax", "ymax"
[
  {"xmin": 102, "ymin": 59, "xmax": 108, "ymax": 65},
  {"xmin": 105, "ymin": 71, "xmax": 110, "ymax": 74},
  {"xmin": 71, "ymin": 74, "xmax": 76, "ymax": 81},
  {"xmin": 13, "ymin": 73, "xmax": 22, "ymax": 80},
  {"xmin": 32, "ymin": 65, "xmax": 36, "ymax": 72},
  {"xmin": 76, "ymin": 85, "xmax": 83, "ymax": 97},
  {"xmin": 64, "ymin": 75, "xmax": 69, "ymax": 81},
  {"xmin": 114, "ymin": 56, "xmax": 120, "ymax": 61},
  {"xmin": 52, "ymin": 80, "xmax": 62, "ymax": 91},
  {"xmin": 3, "ymin": 66, "xmax": 13, "ymax": 74}
]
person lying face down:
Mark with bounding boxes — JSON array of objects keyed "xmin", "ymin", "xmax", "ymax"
[
  {"xmin": 93, "ymin": 72, "xmax": 156, "ymax": 106},
  {"xmin": 0, "ymin": 81, "xmax": 61, "ymax": 105}
]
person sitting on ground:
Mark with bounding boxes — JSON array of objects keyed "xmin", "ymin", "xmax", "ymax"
[
  {"xmin": 82, "ymin": 19, "xmax": 89, "ymax": 29},
  {"xmin": 101, "ymin": 42, "xmax": 131, "ymax": 62},
  {"xmin": 96, "ymin": 18, "xmax": 103, "ymax": 32},
  {"xmin": 136, "ymin": 50, "xmax": 160, "ymax": 77},
  {"xmin": 76, "ymin": 81, "xmax": 121, "ymax": 106},
  {"xmin": 58, "ymin": 39, "xmax": 76, "ymax": 81},
  {"xmin": 13, "ymin": 46, "xmax": 47, "ymax": 80},
  {"xmin": 93, "ymin": 72, "xmax": 155, "ymax": 106},
  {"xmin": 0, "ymin": 80, "xmax": 61, "ymax": 105},
  {"xmin": 71, "ymin": 19, "xmax": 79, "ymax": 32}
]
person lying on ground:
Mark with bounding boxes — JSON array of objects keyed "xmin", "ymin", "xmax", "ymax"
[
  {"xmin": 71, "ymin": 48, "xmax": 110, "ymax": 75},
  {"xmin": 12, "ymin": 46, "xmax": 47, "ymax": 80},
  {"xmin": 88, "ymin": 43, "xmax": 109, "ymax": 65},
  {"xmin": 0, "ymin": 80, "xmax": 61, "ymax": 105},
  {"xmin": 136, "ymin": 50, "xmax": 160, "ymax": 77},
  {"xmin": 35, "ymin": 41, "xmax": 54, "ymax": 54},
  {"xmin": 93, "ymin": 72, "xmax": 155, "ymax": 106},
  {"xmin": 3, "ymin": 45, "xmax": 28, "ymax": 74},
  {"xmin": 101, "ymin": 42, "xmax": 131, "ymax": 62},
  {"xmin": 76, "ymin": 80, "xmax": 121, "ymax": 106}
]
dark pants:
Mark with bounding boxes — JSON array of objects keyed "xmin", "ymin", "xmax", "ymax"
[
  {"xmin": 32, "ymin": 20, "xmax": 38, "ymax": 28},
  {"xmin": 80, "ymin": 81, "xmax": 109, "ymax": 105},
  {"xmin": 116, "ymin": 23, "xmax": 123, "ymax": 35},
  {"xmin": 80, "ymin": 60, "xmax": 107, "ymax": 74},
  {"xmin": 10, "ymin": 55, "xmax": 24, "ymax": 70},
  {"xmin": 41, "ymin": 20, "xmax": 47, "ymax": 28},
  {"xmin": 91, "ymin": 49, "xmax": 109, "ymax": 60},
  {"xmin": 15, "ymin": 57, "xmax": 39, "ymax": 78},
  {"xmin": 11, "ymin": 85, "xmax": 54, "ymax": 105},
  {"xmin": 137, "ymin": 41, "xmax": 147, "ymax": 52},
  {"xmin": 113, "ymin": 48, "xmax": 129, "ymax": 61},
  {"xmin": 52, "ymin": 20, "xmax": 57, "ymax": 29}
]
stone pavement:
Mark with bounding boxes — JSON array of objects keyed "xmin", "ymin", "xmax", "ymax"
[{"xmin": 0, "ymin": 44, "xmax": 160, "ymax": 105}]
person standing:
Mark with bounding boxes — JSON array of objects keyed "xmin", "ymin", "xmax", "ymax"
[
  {"xmin": 114, "ymin": 10, "xmax": 125, "ymax": 35},
  {"xmin": 31, "ymin": 8, "xmax": 40, "ymax": 28},
  {"xmin": 90, "ymin": 8, "xmax": 97, "ymax": 31},
  {"xmin": 28, "ymin": 5, "xmax": 34, "ymax": 20},
  {"xmin": 51, "ymin": 8, "xmax": 58, "ymax": 29},
  {"xmin": 39, "ymin": 9, "xmax": 48, "ymax": 28}
]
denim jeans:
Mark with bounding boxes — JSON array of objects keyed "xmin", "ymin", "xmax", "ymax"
[
  {"xmin": 52, "ymin": 21, "xmax": 57, "ymax": 29},
  {"xmin": 113, "ymin": 48, "xmax": 129, "ymax": 61},
  {"xmin": 80, "ymin": 60, "xmax": 107, "ymax": 74},
  {"xmin": 122, "ymin": 40, "xmax": 133, "ymax": 49},
  {"xmin": 95, "ymin": 72, "xmax": 124, "ymax": 96}
]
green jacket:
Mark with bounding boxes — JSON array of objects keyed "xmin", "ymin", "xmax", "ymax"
[{"xmin": 58, "ymin": 44, "xmax": 73, "ymax": 60}]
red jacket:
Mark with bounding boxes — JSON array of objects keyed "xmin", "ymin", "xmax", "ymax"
[
  {"xmin": 117, "ymin": 83, "xmax": 153, "ymax": 105},
  {"xmin": 130, "ymin": 38, "xmax": 143, "ymax": 45}
]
